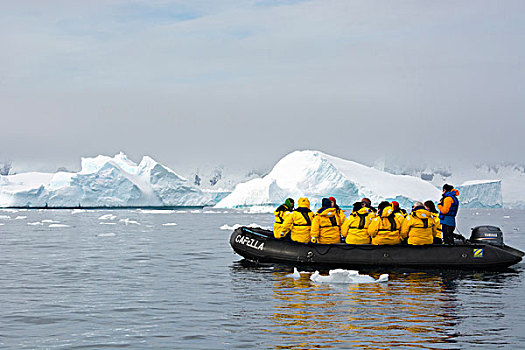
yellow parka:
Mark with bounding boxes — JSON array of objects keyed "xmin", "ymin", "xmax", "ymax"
[
  {"xmin": 273, "ymin": 204, "xmax": 293, "ymax": 239},
  {"xmin": 430, "ymin": 212, "xmax": 443, "ymax": 240},
  {"xmin": 281, "ymin": 198, "xmax": 314, "ymax": 243},
  {"xmin": 368, "ymin": 205, "xmax": 403, "ymax": 245},
  {"xmin": 310, "ymin": 207, "xmax": 343, "ymax": 244},
  {"xmin": 341, "ymin": 207, "xmax": 375, "ymax": 244},
  {"xmin": 400, "ymin": 208, "xmax": 438, "ymax": 245}
]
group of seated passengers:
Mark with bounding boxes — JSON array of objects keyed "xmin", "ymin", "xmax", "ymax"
[{"xmin": 273, "ymin": 196, "xmax": 442, "ymax": 246}]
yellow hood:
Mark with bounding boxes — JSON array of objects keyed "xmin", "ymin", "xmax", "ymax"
[
  {"xmin": 412, "ymin": 208, "xmax": 432, "ymax": 220},
  {"xmin": 298, "ymin": 197, "xmax": 310, "ymax": 209},
  {"xmin": 317, "ymin": 207, "xmax": 336, "ymax": 217},
  {"xmin": 380, "ymin": 205, "xmax": 394, "ymax": 218}
]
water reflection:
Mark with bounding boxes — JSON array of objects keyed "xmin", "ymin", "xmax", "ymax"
[
  {"xmin": 229, "ymin": 260, "xmax": 523, "ymax": 349},
  {"xmin": 267, "ymin": 270, "xmax": 463, "ymax": 349}
]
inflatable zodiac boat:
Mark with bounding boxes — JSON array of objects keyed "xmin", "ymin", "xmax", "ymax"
[{"xmin": 230, "ymin": 226, "xmax": 524, "ymax": 270}]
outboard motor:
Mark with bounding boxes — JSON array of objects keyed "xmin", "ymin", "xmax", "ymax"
[{"xmin": 470, "ymin": 226, "xmax": 504, "ymax": 246}]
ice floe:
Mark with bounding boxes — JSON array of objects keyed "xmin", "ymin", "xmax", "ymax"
[
  {"xmin": 162, "ymin": 223, "xmax": 178, "ymax": 226},
  {"xmin": 15, "ymin": 216, "xmax": 27, "ymax": 220},
  {"xmin": 49, "ymin": 223, "xmax": 69, "ymax": 228},
  {"xmin": 98, "ymin": 214, "xmax": 117, "ymax": 220},
  {"xmin": 71, "ymin": 209, "xmax": 86, "ymax": 214},
  {"xmin": 97, "ymin": 233, "xmax": 116, "ymax": 237},
  {"xmin": 220, "ymin": 223, "xmax": 270, "ymax": 231},
  {"xmin": 310, "ymin": 269, "xmax": 388, "ymax": 284},
  {"xmin": 99, "ymin": 222, "xmax": 117, "ymax": 225},
  {"xmin": 138, "ymin": 209, "xmax": 175, "ymax": 214},
  {"xmin": 287, "ymin": 268, "xmax": 309, "ymax": 279},
  {"xmin": 27, "ymin": 221, "xmax": 43, "ymax": 226},
  {"xmin": 41, "ymin": 219, "xmax": 60, "ymax": 223},
  {"xmin": 119, "ymin": 218, "xmax": 140, "ymax": 225},
  {"xmin": 0, "ymin": 215, "xmax": 11, "ymax": 220}
]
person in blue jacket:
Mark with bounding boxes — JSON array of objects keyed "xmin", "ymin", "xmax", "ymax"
[{"xmin": 438, "ymin": 184, "xmax": 460, "ymax": 245}]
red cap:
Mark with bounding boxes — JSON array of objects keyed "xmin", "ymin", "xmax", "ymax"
[
  {"xmin": 329, "ymin": 196, "xmax": 336, "ymax": 204},
  {"xmin": 391, "ymin": 201, "xmax": 399, "ymax": 211}
]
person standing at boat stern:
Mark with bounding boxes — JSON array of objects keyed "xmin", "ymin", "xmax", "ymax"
[
  {"xmin": 280, "ymin": 197, "xmax": 314, "ymax": 243},
  {"xmin": 310, "ymin": 198, "xmax": 343, "ymax": 244},
  {"xmin": 400, "ymin": 202, "xmax": 438, "ymax": 245},
  {"xmin": 437, "ymin": 184, "xmax": 460, "ymax": 245},
  {"xmin": 273, "ymin": 198, "xmax": 294, "ymax": 239}
]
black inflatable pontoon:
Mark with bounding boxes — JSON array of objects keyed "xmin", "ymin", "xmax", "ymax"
[{"xmin": 230, "ymin": 226, "xmax": 524, "ymax": 270}]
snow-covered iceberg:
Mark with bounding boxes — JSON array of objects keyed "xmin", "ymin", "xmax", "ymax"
[
  {"xmin": 457, "ymin": 180, "xmax": 503, "ymax": 208},
  {"xmin": 215, "ymin": 150, "xmax": 442, "ymax": 209},
  {"xmin": 0, "ymin": 153, "xmax": 214, "ymax": 208}
]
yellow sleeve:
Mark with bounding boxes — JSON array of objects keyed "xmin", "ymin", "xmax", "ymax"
[
  {"xmin": 341, "ymin": 217, "xmax": 351, "ymax": 238},
  {"xmin": 310, "ymin": 215, "xmax": 320, "ymax": 242},
  {"xmin": 400, "ymin": 216, "xmax": 411, "ymax": 240},
  {"xmin": 279, "ymin": 213, "xmax": 294, "ymax": 238},
  {"xmin": 368, "ymin": 217, "xmax": 379, "ymax": 238},
  {"xmin": 431, "ymin": 218, "xmax": 438, "ymax": 237}
]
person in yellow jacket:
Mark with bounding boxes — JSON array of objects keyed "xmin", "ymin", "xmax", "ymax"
[
  {"xmin": 329, "ymin": 196, "xmax": 347, "ymax": 226},
  {"xmin": 424, "ymin": 200, "xmax": 442, "ymax": 244},
  {"xmin": 280, "ymin": 197, "xmax": 314, "ymax": 243},
  {"xmin": 310, "ymin": 198, "xmax": 343, "ymax": 244},
  {"xmin": 273, "ymin": 198, "xmax": 294, "ymax": 239},
  {"xmin": 341, "ymin": 201, "xmax": 375, "ymax": 244},
  {"xmin": 400, "ymin": 202, "xmax": 438, "ymax": 245},
  {"xmin": 368, "ymin": 201, "xmax": 403, "ymax": 245}
]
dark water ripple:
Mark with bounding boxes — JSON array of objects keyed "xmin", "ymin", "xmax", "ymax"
[{"xmin": 0, "ymin": 208, "xmax": 524, "ymax": 349}]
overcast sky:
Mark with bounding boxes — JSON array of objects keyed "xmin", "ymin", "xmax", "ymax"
[{"xmin": 1, "ymin": 0, "xmax": 524, "ymax": 173}]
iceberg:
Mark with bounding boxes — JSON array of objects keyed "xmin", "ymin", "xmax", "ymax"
[
  {"xmin": 457, "ymin": 180, "xmax": 503, "ymax": 208},
  {"xmin": 0, "ymin": 153, "xmax": 214, "ymax": 208},
  {"xmin": 216, "ymin": 150, "xmax": 441, "ymax": 209}
]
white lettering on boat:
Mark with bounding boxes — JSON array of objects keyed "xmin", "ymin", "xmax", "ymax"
[{"xmin": 235, "ymin": 235, "xmax": 265, "ymax": 251}]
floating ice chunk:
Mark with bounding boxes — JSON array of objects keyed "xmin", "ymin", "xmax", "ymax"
[
  {"xmin": 138, "ymin": 209, "xmax": 175, "ymax": 214},
  {"xmin": 287, "ymin": 268, "xmax": 302, "ymax": 279},
  {"xmin": 0, "ymin": 209, "xmax": 18, "ymax": 213},
  {"xmin": 162, "ymin": 223, "xmax": 178, "ymax": 226},
  {"xmin": 49, "ymin": 224, "xmax": 69, "ymax": 228},
  {"xmin": 504, "ymin": 215, "xmax": 511, "ymax": 219},
  {"xmin": 119, "ymin": 218, "xmax": 140, "ymax": 225},
  {"xmin": 310, "ymin": 269, "xmax": 388, "ymax": 284},
  {"xmin": 42, "ymin": 219, "xmax": 59, "ymax": 223},
  {"xmin": 97, "ymin": 233, "xmax": 116, "ymax": 237},
  {"xmin": 15, "ymin": 216, "xmax": 27, "ymax": 220},
  {"xmin": 27, "ymin": 221, "xmax": 43, "ymax": 226},
  {"xmin": 0, "ymin": 223, "xmax": 4, "ymax": 226},
  {"xmin": 0, "ymin": 215, "xmax": 11, "ymax": 220},
  {"xmin": 99, "ymin": 214, "xmax": 117, "ymax": 220},
  {"xmin": 99, "ymin": 222, "xmax": 116, "ymax": 225},
  {"xmin": 190, "ymin": 210, "xmax": 201, "ymax": 213},
  {"xmin": 220, "ymin": 223, "xmax": 270, "ymax": 230},
  {"xmin": 71, "ymin": 209, "xmax": 86, "ymax": 214}
]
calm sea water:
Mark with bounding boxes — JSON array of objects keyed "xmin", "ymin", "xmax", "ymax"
[{"xmin": 0, "ymin": 208, "xmax": 524, "ymax": 349}]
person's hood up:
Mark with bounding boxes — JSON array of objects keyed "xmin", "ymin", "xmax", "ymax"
[{"xmin": 298, "ymin": 197, "xmax": 310, "ymax": 209}]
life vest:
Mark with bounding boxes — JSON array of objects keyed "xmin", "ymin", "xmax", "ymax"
[
  {"xmin": 349, "ymin": 212, "xmax": 369, "ymax": 230},
  {"xmin": 439, "ymin": 191, "xmax": 459, "ymax": 226}
]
